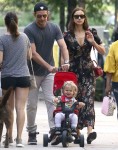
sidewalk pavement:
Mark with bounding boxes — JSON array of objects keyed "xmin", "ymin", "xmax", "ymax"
[{"xmin": 1, "ymin": 100, "xmax": 118, "ymax": 150}]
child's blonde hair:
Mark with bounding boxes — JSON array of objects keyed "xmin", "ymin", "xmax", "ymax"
[{"xmin": 62, "ymin": 81, "xmax": 78, "ymax": 97}]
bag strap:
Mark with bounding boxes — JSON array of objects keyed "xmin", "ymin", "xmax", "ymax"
[
  {"xmin": 92, "ymin": 47, "xmax": 98, "ymax": 67},
  {"xmin": 92, "ymin": 46, "xmax": 97, "ymax": 61},
  {"xmin": 0, "ymin": 63, "xmax": 2, "ymax": 71},
  {"xmin": 29, "ymin": 52, "xmax": 35, "ymax": 78},
  {"xmin": 30, "ymin": 59, "xmax": 35, "ymax": 77},
  {"xmin": 92, "ymin": 60, "xmax": 98, "ymax": 67}
]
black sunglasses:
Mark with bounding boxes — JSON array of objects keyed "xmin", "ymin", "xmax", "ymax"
[
  {"xmin": 73, "ymin": 15, "xmax": 85, "ymax": 19},
  {"xmin": 36, "ymin": 14, "xmax": 48, "ymax": 19}
]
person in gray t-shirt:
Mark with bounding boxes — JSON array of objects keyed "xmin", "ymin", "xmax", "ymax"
[
  {"xmin": 0, "ymin": 12, "xmax": 32, "ymax": 147},
  {"xmin": 24, "ymin": 2, "xmax": 70, "ymax": 145}
]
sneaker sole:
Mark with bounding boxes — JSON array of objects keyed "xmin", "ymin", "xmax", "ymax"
[
  {"xmin": 9, "ymin": 143, "xmax": 14, "ymax": 146},
  {"xmin": 16, "ymin": 144, "xmax": 24, "ymax": 147},
  {"xmin": 28, "ymin": 142, "xmax": 37, "ymax": 145}
]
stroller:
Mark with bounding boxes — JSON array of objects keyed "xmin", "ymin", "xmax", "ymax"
[{"xmin": 43, "ymin": 71, "xmax": 84, "ymax": 147}]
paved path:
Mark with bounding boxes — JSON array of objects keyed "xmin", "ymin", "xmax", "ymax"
[{"xmin": 1, "ymin": 101, "xmax": 118, "ymax": 150}]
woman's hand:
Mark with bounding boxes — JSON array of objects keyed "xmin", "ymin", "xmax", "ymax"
[
  {"xmin": 85, "ymin": 30, "xmax": 94, "ymax": 43},
  {"xmin": 76, "ymin": 102, "xmax": 85, "ymax": 109},
  {"xmin": 53, "ymin": 97, "xmax": 59, "ymax": 103},
  {"xmin": 61, "ymin": 63, "xmax": 70, "ymax": 72}
]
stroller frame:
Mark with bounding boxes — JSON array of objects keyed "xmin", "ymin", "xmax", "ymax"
[{"xmin": 43, "ymin": 71, "xmax": 84, "ymax": 147}]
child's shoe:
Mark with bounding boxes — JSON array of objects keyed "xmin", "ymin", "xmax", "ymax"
[
  {"xmin": 71, "ymin": 128, "xmax": 77, "ymax": 135},
  {"xmin": 55, "ymin": 127, "xmax": 61, "ymax": 135}
]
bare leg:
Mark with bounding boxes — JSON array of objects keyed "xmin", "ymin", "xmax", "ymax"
[
  {"xmin": 87, "ymin": 126, "xmax": 93, "ymax": 135},
  {"xmin": 15, "ymin": 87, "xmax": 29, "ymax": 140},
  {"xmin": 77, "ymin": 128, "xmax": 81, "ymax": 137},
  {"xmin": 7, "ymin": 91, "xmax": 14, "ymax": 141}
]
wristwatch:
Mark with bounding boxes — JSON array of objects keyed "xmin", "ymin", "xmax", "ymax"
[{"xmin": 64, "ymin": 60, "xmax": 69, "ymax": 64}]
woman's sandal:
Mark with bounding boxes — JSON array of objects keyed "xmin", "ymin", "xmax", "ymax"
[{"xmin": 87, "ymin": 132, "xmax": 97, "ymax": 144}]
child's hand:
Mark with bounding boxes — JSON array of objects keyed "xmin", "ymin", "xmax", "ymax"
[
  {"xmin": 76, "ymin": 102, "xmax": 85, "ymax": 109},
  {"xmin": 53, "ymin": 97, "xmax": 59, "ymax": 103}
]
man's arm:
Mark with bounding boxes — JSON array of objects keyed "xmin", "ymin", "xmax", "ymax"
[
  {"xmin": 31, "ymin": 43, "xmax": 57, "ymax": 73},
  {"xmin": 57, "ymin": 38, "xmax": 70, "ymax": 71},
  {"xmin": 0, "ymin": 51, "xmax": 3, "ymax": 64}
]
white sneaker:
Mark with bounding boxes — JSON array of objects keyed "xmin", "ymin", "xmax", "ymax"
[{"xmin": 16, "ymin": 139, "xmax": 24, "ymax": 147}]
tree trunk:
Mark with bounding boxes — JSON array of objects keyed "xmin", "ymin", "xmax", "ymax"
[
  {"xmin": 66, "ymin": 0, "xmax": 77, "ymax": 30},
  {"xmin": 115, "ymin": 0, "xmax": 118, "ymax": 25},
  {"xmin": 78, "ymin": 0, "xmax": 85, "ymax": 8}
]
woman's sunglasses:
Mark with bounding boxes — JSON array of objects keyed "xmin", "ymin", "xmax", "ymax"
[{"xmin": 73, "ymin": 15, "xmax": 85, "ymax": 19}]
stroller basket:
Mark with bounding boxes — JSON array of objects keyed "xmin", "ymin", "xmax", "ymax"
[{"xmin": 53, "ymin": 72, "xmax": 78, "ymax": 96}]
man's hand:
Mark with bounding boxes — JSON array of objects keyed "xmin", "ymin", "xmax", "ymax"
[{"xmin": 48, "ymin": 66, "xmax": 58, "ymax": 73}]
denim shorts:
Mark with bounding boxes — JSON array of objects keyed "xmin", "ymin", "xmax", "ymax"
[{"xmin": 1, "ymin": 76, "xmax": 31, "ymax": 90}]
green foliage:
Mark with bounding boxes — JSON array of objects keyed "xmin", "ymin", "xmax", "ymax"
[
  {"xmin": 0, "ymin": 0, "xmax": 116, "ymax": 26},
  {"xmin": 85, "ymin": 0, "xmax": 113, "ymax": 25},
  {"xmin": 18, "ymin": 12, "xmax": 34, "ymax": 26},
  {"xmin": 0, "ymin": 13, "xmax": 4, "ymax": 26}
]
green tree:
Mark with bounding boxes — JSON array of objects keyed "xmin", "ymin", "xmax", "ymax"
[{"xmin": 0, "ymin": 0, "xmax": 116, "ymax": 27}]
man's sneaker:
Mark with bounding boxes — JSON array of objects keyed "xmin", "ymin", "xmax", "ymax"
[
  {"xmin": 28, "ymin": 132, "xmax": 39, "ymax": 145},
  {"xmin": 16, "ymin": 139, "xmax": 24, "ymax": 147}
]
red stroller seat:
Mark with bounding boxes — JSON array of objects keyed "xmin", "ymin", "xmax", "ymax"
[{"xmin": 53, "ymin": 72, "xmax": 78, "ymax": 96}]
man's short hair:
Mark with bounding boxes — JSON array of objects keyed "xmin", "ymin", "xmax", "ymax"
[{"xmin": 34, "ymin": 2, "xmax": 48, "ymax": 12}]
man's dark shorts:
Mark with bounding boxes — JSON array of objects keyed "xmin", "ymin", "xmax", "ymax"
[{"xmin": 1, "ymin": 76, "xmax": 31, "ymax": 90}]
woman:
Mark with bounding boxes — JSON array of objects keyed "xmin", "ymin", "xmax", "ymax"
[
  {"xmin": 0, "ymin": 12, "xmax": 32, "ymax": 147},
  {"xmin": 104, "ymin": 41, "xmax": 118, "ymax": 119},
  {"xmin": 63, "ymin": 7, "xmax": 105, "ymax": 144}
]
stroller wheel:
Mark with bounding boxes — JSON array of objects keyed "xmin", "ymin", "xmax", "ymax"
[
  {"xmin": 43, "ymin": 134, "xmax": 49, "ymax": 147},
  {"xmin": 79, "ymin": 134, "xmax": 84, "ymax": 147},
  {"xmin": 62, "ymin": 130, "xmax": 69, "ymax": 147}
]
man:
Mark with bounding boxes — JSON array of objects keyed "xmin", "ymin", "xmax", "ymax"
[{"xmin": 24, "ymin": 2, "xmax": 69, "ymax": 145}]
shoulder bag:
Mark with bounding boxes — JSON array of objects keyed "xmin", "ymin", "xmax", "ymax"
[
  {"xmin": 92, "ymin": 47, "xmax": 103, "ymax": 78},
  {"xmin": 101, "ymin": 94, "xmax": 116, "ymax": 116}
]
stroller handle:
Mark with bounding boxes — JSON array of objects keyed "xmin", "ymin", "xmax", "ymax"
[
  {"xmin": 61, "ymin": 102, "xmax": 79, "ymax": 114},
  {"xmin": 57, "ymin": 67, "xmax": 62, "ymax": 72}
]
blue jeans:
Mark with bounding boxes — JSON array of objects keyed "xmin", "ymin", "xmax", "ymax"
[{"xmin": 112, "ymin": 82, "xmax": 118, "ymax": 118}]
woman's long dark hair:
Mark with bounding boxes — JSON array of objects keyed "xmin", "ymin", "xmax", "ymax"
[
  {"xmin": 4, "ymin": 12, "xmax": 19, "ymax": 38},
  {"xmin": 68, "ymin": 7, "xmax": 89, "ymax": 35}
]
